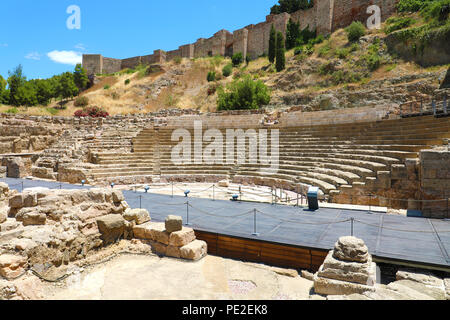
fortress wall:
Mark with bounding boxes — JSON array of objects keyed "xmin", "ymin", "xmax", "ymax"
[
  {"xmin": 166, "ymin": 49, "xmax": 181, "ymax": 61},
  {"xmin": 84, "ymin": 0, "xmax": 398, "ymax": 74},
  {"xmin": 290, "ymin": 6, "xmax": 317, "ymax": 31},
  {"xmin": 82, "ymin": 54, "xmax": 103, "ymax": 75},
  {"xmin": 102, "ymin": 57, "xmax": 122, "ymax": 74},
  {"xmin": 331, "ymin": 0, "xmax": 398, "ymax": 31},
  {"xmin": 232, "ymin": 28, "xmax": 248, "ymax": 60},
  {"xmin": 180, "ymin": 44, "xmax": 195, "ymax": 59},
  {"xmin": 121, "ymin": 56, "xmax": 142, "ymax": 69}
]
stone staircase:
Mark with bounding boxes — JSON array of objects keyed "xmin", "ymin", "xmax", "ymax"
[{"xmin": 71, "ymin": 114, "xmax": 450, "ymax": 205}]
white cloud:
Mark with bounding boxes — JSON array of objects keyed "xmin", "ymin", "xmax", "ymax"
[
  {"xmin": 0, "ymin": 43, "xmax": 8, "ymax": 47},
  {"xmin": 47, "ymin": 50, "xmax": 82, "ymax": 65},
  {"xmin": 25, "ymin": 52, "xmax": 41, "ymax": 60},
  {"xmin": 74, "ymin": 43, "xmax": 86, "ymax": 51}
]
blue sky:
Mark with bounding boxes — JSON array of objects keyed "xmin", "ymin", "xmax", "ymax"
[{"xmin": 0, "ymin": 0, "xmax": 277, "ymax": 80}]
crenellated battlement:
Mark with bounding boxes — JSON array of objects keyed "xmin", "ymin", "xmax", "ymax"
[{"xmin": 82, "ymin": 0, "xmax": 398, "ymax": 75}]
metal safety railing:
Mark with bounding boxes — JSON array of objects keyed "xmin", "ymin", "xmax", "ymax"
[{"xmin": 399, "ymin": 97, "xmax": 448, "ymax": 118}]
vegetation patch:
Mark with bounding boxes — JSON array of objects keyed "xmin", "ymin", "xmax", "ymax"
[{"xmin": 217, "ymin": 75, "xmax": 270, "ymax": 110}]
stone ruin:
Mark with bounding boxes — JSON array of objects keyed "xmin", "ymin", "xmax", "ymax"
[
  {"xmin": 314, "ymin": 236, "xmax": 377, "ymax": 296},
  {"xmin": 0, "ymin": 182, "xmax": 207, "ymax": 287},
  {"xmin": 312, "ymin": 236, "xmax": 450, "ymax": 300}
]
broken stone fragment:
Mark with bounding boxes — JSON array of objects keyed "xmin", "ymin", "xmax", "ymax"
[
  {"xmin": 0, "ymin": 254, "xmax": 28, "ymax": 280},
  {"xmin": 333, "ymin": 236, "xmax": 369, "ymax": 263},
  {"xmin": 96, "ymin": 214, "xmax": 126, "ymax": 245},
  {"xmin": 180, "ymin": 240, "xmax": 207, "ymax": 261},
  {"xmin": 165, "ymin": 215, "xmax": 183, "ymax": 233},
  {"xmin": 123, "ymin": 208, "xmax": 151, "ymax": 225}
]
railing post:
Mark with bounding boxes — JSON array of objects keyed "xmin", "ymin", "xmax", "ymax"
[
  {"xmin": 351, "ymin": 218, "xmax": 354, "ymax": 237},
  {"xmin": 21, "ymin": 182, "xmax": 24, "ymax": 192},
  {"xmin": 239, "ymin": 185, "xmax": 242, "ymax": 201},
  {"xmin": 171, "ymin": 182, "xmax": 174, "ymax": 198},
  {"xmin": 212, "ymin": 184, "xmax": 215, "ymax": 201},
  {"xmin": 139, "ymin": 195, "xmax": 142, "ymax": 209},
  {"xmin": 432, "ymin": 100, "xmax": 436, "ymax": 116},
  {"xmin": 186, "ymin": 201, "xmax": 192, "ymax": 226},
  {"xmin": 420, "ymin": 98, "xmax": 423, "ymax": 115},
  {"xmin": 252, "ymin": 209, "xmax": 259, "ymax": 236}
]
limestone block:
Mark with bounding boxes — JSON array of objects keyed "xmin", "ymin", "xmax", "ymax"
[
  {"xmin": 390, "ymin": 280, "xmax": 445, "ymax": 300},
  {"xmin": 22, "ymin": 193, "xmax": 38, "ymax": 207},
  {"xmin": 166, "ymin": 245, "xmax": 181, "ymax": 258},
  {"xmin": 0, "ymin": 219, "xmax": 21, "ymax": 232},
  {"xmin": 301, "ymin": 270, "xmax": 315, "ymax": 281},
  {"xmin": 218, "ymin": 180, "xmax": 230, "ymax": 187},
  {"xmin": 0, "ymin": 255, "xmax": 27, "ymax": 280},
  {"xmin": 180, "ymin": 240, "xmax": 207, "ymax": 261},
  {"xmin": 444, "ymin": 279, "xmax": 450, "ymax": 300},
  {"xmin": 152, "ymin": 242, "xmax": 167, "ymax": 255},
  {"xmin": 96, "ymin": 214, "xmax": 126, "ymax": 245},
  {"xmin": 169, "ymin": 227, "xmax": 196, "ymax": 247},
  {"xmin": 396, "ymin": 269, "xmax": 444, "ymax": 288},
  {"xmin": 313, "ymin": 274, "xmax": 376, "ymax": 296},
  {"xmin": 0, "ymin": 166, "xmax": 6, "ymax": 178},
  {"xmin": 165, "ymin": 215, "xmax": 183, "ymax": 233},
  {"xmin": 319, "ymin": 252, "xmax": 376, "ymax": 286},
  {"xmin": 333, "ymin": 236, "xmax": 369, "ymax": 263},
  {"xmin": 21, "ymin": 212, "xmax": 46, "ymax": 226},
  {"xmin": 386, "ymin": 281, "xmax": 436, "ymax": 300},
  {"xmin": 9, "ymin": 194, "xmax": 24, "ymax": 209},
  {"xmin": 112, "ymin": 190, "xmax": 125, "ymax": 203},
  {"xmin": 132, "ymin": 222, "xmax": 153, "ymax": 240},
  {"xmin": 123, "ymin": 208, "xmax": 151, "ymax": 225},
  {"xmin": 0, "ymin": 207, "xmax": 7, "ymax": 224}
]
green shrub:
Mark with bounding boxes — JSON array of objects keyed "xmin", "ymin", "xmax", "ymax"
[
  {"xmin": 104, "ymin": 85, "xmax": 110, "ymax": 90},
  {"xmin": 74, "ymin": 96, "xmax": 89, "ymax": 107},
  {"xmin": 5, "ymin": 107, "xmax": 19, "ymax": 114},
  {"xmin": 318, "ymin": 42, "xmax": 331, "ymax": 57},
  {"xmin": 345, "ymin": 21, "xmax": 366, "ymax": 42},
  {"xmin": 207, "ymin": 71, "xmax": 216, "ymax": 82},
  {"xmin": 421, "ymin": 0, "xmax": 450, "ymax": 22},
  {"xmin": 319, "ymin": 62, "xmax": 337, "ymax": 75},
  {"xmin": 335, "ymin": 48, "xmax": 350, "ymax": 59},
  {"xmin": 46, "ymin": 107, "xmax": 58, "ymax": 115},
  {"xmin": 217, "ymin": 75, "xmax": 271, "ymax": 110},
  {"xmin": 385, "ymin": 17, "xmax": 416, "ymax": 34},
  {"xmin": 232, "ymin": 53, "xmax": 243, "ymax": 67},
  {"xmin": 125, "ymin": 79, "xmax": 131, "ymax": 85},
  {"xmin": 330, "ymin": 70, "xmax": 363, "ymax": 85},
  {"xmin": 174, "ymin": 56, "xmax": 182, "ymax": 65},
  {"xmin": 397, "ymin": 0, "xmax": 433, "ymax": 13},
  {"xmin": 303, "ymin": 43, "xmax": 314, "ymax": 55},
  {"xmin": 222, "ymin": 64, "xmax": 233, "ymax": 77}
]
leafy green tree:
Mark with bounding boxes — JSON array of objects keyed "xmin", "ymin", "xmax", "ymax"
[
  {"xmin": 33, "ymin": 79, "xmax": 55, "ymax": 105},
  {"xmin": 14, "ymin": 81, "xmax": 37, "ymax": 107},
  {"xmin": 286, "ymin": 19, "xmax": 301, "ymax": 50},
  {"xmin": 276, "ymin": 32, "xmax": 286, "ymax": 72},
  {"xmin": 217, "ymin": 75, "xmax": 271, "ymax": 110},
  {"xmin": 57, "ymin": 72, "xmax": 79, "ymax": 101},
  {"xmin": 269, "ymin": 24, "xmax": 277, "ymax": 63},
  {"xmin": 0, "ymin": 75, "xmax": 8, "ymax": 104},
  {"xmin": 74, "ymin": 63, "xmax": 89, "ymax": 90},
  {"xmin": 270, "ymin": 0, "xmax": 313, "ymax": 14},
  {"xmin": 7, "ymin": 65, "xmax": 26, "ymax": 106}
]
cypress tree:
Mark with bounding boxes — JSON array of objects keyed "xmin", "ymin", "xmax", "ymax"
[
  {"xmin": 269, "ymin": 24, "xmax": 277, "ymax": 63},
  {"xmin": 276, "ymin": 32, "xmax": 286, "ymax": 72}
]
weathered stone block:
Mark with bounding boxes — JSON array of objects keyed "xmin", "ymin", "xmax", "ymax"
[
  {"xmin": 169, "ymin": 228, "xmax": 196, "ymax": 247},
  {"xmin": 165, "ymin": 215, "xmax": 183, "ymax": 233},
  {"xmin": 9, "ymin": 194, "xmax": 24, "ymax": 209},
  {"xmin": 313, "ymin": 274, "xmax": 376, "ymax": 296},
  {"xmin": 333, "ymin": 236, "xmax": 369, "ymax": 263},
  {"xmin": 0, "ymin": 254, "xmax": 27, "ymax": 280},
  {"xmin": 166, "ymin": 245, "xmax": 181, "ymax": 258},
  {"xmin": 112, "ymin": 190, "xmax": 125, "ymax": 203},
  {"xmin": 21, "ymin": 212, "xmax": 46, "ymax": 226},
  {"xmin": 132, "ymin": 222, "xmax": 153, "ymax": 240},
  {"xmin": 123, "ymin": 208, "xmax": 151, "ymax": 225},
  {"xmin": 180, "ymin": 240, "xmax": 207, "ymax": 261},
  {"xmin": 96, "ymin": 214, "xmax": 126, "ymax": 245}
]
